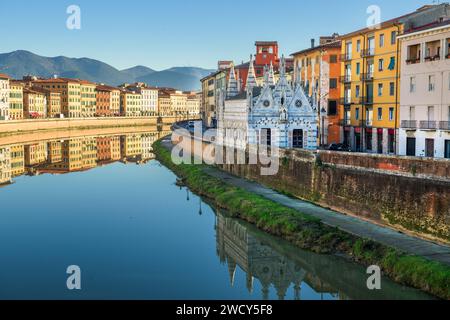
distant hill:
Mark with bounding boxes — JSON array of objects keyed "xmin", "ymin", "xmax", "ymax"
[{"xmin": 0, "ymin": 50, "xmax": 214, "ymax": 91}]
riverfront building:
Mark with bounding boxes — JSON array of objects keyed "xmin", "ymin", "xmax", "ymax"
[
  {"xmin": 292, "ymin": 34, "xmax": 342, "ymax": 145},
  {"xmin": 120, "ymin": 90, "xmax": 142, "ymax": 117},
  {"xmin": 33, "ymin": 78, "xmax": 82, "ymax": 118},
  {"xmin": 23, "ymin": 88, "xmax": 47, "ymax": 119},
  {"xmin": 80, "ymin": 80, "xmax": 97, "ymax": 117},
  {"xmin": 96, "ymin": 85, "xmax": 121, "ymax": 117},
  {"xmin": 0, "ymin": 147, "xmax": 11, "ymax": 185},
  {"xmin": 124, "ymin": 83, "xmax": 159, "ymax": 116},
  {"xmin": 219, "ymin": 56, "xmax": 318, "ymax": 150},
  {"xmin": 398, "ymin": 20, "xmax": 450, "ymax": 159},
  {"xmin": 339, "ymin": 4, "xmax": 450, "ymax": 154},
  {"xmin": 9, "ymin": 81, "xmax": 24, "ymax": 120},
  {"xmin": 0, "ymin": 74, "xmax": 10, "ymax": 121}
]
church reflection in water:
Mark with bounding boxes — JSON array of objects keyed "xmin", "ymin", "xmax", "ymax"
[
  {"xmin": 0, "ymin": 130, "xmax": 172, "ymax": 187},
  {"xmin": 214, "ymin": 210, "xmax": 434, "ymax": 301}
]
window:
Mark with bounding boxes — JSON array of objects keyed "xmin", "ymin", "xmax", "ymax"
[
  {"xmin": 378, "ymin": 107, "xmax": 383, "ymax": 120},
  {"xmin": 330, "ymin": 78, "xmax": 337, "ymax": 89},
  {"xmin": 379, "ymin": 59, "xmax": 384, "ymax": 71},
  {"xmin": 293, "ymin": 130, "xmax": 303, "ymax": 148},
  {"xmin": 389, "ymin": 82, "xmax": 395, "ymax": 96},
  {"xmin": 410, "ymin": 77, "xmax": 416, "ymax": 92},
  {"xmin": 328, "ymin": 100, "xmax": 337, "ymax": 116},
  {"xmin": 330, "ymin": 55, "xmax": 338, "ymax": 63},
  {"xmin": 378, "ymin": 83, "xmax": 383, "ymax": 96},
  {"xmin": 379, "ymin": 34, "xmax": 385, "ymax": 47},
  {"xmin": 356, "ymin": 62, "xmax": 361, "ymax": 75},
  {"xmin": 388, "ymin": 57, "xmax": 396, "ymax": 70},
  {"xmin": 389, "ymin": 107, "xmax": 394, "ymax": 121},
  {"xmin": 429, "ymin": 75, "xmax": 435, "ymax": 92},
  {"xmin": 391, "ymin": 31, "xmax": 397, "ymax": 45},
  {"xmin": 356, "ymin": 85, "xmax": 360, "ymax": 98},
  {"xmin": 357, "ymin": 40, "xmax": 361, "ymax": 52},
  {"xmin": 355, "ymin": 108, "xmax": 360, "ymax": 120}
]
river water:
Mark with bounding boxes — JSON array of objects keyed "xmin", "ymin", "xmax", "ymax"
[{"xmin": 0, "ymin": 128, "xmax": 434, "ymax": 300}]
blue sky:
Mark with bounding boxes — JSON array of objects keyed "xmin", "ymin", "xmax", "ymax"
[{"xmin": 0, "ymin": 0, "xmax": 432, "ymax": 70}]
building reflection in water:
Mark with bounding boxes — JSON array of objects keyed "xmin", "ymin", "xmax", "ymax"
[
  {"xmin": 0, "ymin": 130, "xmax": 171, "ymax": 187},
  {"xmin": 214, "ymin": 210, "xmax": 435, "ymax": 301}
]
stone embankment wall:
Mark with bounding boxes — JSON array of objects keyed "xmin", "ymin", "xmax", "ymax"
[
  {"xmin": 0, "ymin": 116, "xmax": 185, "ymax": 136},
  {"xmin": 217, "ymin": 147, "xmax": 450, "ymax": 243}
]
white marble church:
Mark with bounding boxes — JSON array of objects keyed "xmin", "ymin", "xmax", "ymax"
[{"xmin": 217, "ymin": 55, "xmax": 319, "ymax": 150}]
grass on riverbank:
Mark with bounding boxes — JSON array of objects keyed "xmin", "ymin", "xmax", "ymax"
[{"xmin": 153, "ymin": 139, "xmax": 450, "ymax": 300}]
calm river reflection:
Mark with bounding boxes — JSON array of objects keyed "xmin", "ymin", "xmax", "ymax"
[{"xmin": 0, "ymin": 129, "xmax": 435, "ymax": 300}]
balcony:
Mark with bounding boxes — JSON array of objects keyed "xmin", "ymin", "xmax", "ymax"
[
  {"xmin": 360, "ymin": 73, "xmax": 374, "ymax": 81},
  {"xmin": 361, "ymin": 48, "xmax": 375, "ymax": 58},
  {"xmin": 340, "ymin": 53, "xmax": 352, "ymax": 62},
  {"xmin": 401, "ymin": 120, "xmax": 417, "ymax": 129},
  {"xmin": 361, "ymin": 96, "xmax": 374, "ymax": 105},
  {"xmin": 419, "ymin": 121, "xmax": 437, "ymax": 130},
  {"xmin": 424, "ymin": 55, "xmax": 440, "ymax": 62},
  {"xmin": 406, "ymin": 57, "xmax": 421, "ymax": 65},
  {"xmin": 340, "ymin": 97, "xmax": 352, "ymax": 106},
  {"xmin": 439, "ymin": 121, "xmax": 450, "ymax": 130},
  {"xmin": 340, "ymin": 75, "xmax": 352, "ymax": 83}
]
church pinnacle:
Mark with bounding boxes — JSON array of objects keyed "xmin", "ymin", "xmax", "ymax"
[
  {"xmin": 226, "ymin": 64, "xmax": 239, "ymax": 98},
  {"xmin": 246, "ymin": 55, "xmax": 257, "ymax": 92}
]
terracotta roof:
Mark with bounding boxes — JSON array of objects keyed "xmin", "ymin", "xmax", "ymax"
[
  {"xmin": 0, "ymin": 73, "xmax": 11, "ymax": 79},
  {"xmin": 97, "ymin": 84, "xmax": 121, "ymax": 92},
  {"xmin": 255, "ymin": 41, "xmax": 278, "ymax": 46},
  {"xmin": 291, "ymin": 40, "xmax": 342, "ymax": 57}
]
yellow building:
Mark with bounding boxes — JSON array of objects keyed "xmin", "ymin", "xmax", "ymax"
[
  {"xmin": 120, "ymin": 90, "xmax": 142, "ymax": 117},
  {"xmin": 110, "ymin": 136, "xmax": 122, "ymax": 161},
  {"xmin": 158, "ymin": 91, "xmax": 172, "ymax": 116},
  {"xmin": 80, "ymin": 80, "xmax": 97, "ymax": 117},
  {"xmin": 48, "ymin": 141, "xmax": 63, "ymax": 163},
  {"xmin": 10, "ymin": 145, "xmax": 25, "ymax": 177},
  {"xmin": 121, "ymin": 134, "xmax": 142, "ymax": 159},
  {"xmin": 186, "ymin": 92, "xmax": 201, "ymax": 117},
  {"xmin": 339, "ymin": 4, "xmax": 450, "ymax": 154},
  {"xmin": 33, "ymin": 78, "xmax": 81, "ymax": 118},
  {"xmin": 25, "ymin": 142, "xmax": 48, "ymax": 167},
  {"xmin": 31, "ymin": 86, "xmax": 62, "ymax": 118},
  {"xmin": 81, "ymin": 138, "xmax": 97, "ymax": 169},
  {"xmin": 9, "ymin": 81, "xmax": 24, "ymax": 120},
  {"xmin": 23, "ymin": 89, "xmax": 47, "ymax": 119}
]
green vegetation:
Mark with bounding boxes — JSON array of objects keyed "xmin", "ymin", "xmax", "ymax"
[{"xmin": 153, "ymin": 140, "xmax": 450, "ymax": 299}]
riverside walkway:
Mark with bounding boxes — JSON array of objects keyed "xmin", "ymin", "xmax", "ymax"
[{"xmin": 161, "ymin": 138, "xmax": 450, "ymax": 266}]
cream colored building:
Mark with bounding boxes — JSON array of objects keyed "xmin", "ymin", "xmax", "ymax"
[
  {"xmin": 158, "ymin": 91, "xmax": 172, "ymax": 116},
  {"xmin": 186, "ymin": 92, "xmax": 201, "ymax": 116},
  {"xmin": 398, "ymin": 21, "xmax": 450, "ymax": 158},
  {"xmin": 80, "ymin": 80, "xmax": 97, "ymax": 117},
  {"xmin": 23, "ymin": 88, "xmax": 47, "ymax": 119},
  {"xmin": 9, "ymin": 81, "xmax": 24, "ymax": 120},
  {"xmin": 0, "ymin": 147, "xmax": 11, "ymax": 185},
  {"xmin": 0, "ymin": 73, "xmax": 10, "ymax": 121},
  {"xmin": 25, "ymin": 142, "xmax": 48, "ymax": 166},
  {"xmin": 81, "ymin": 138, "xmax": 98, "ymax": 169},
  {"xmin": 125, "ymin": 83, "xmax": 159, "ymax": 116},
  {"xmin": 120, "ymin": 90, "xmax": 142, "ymax": 117}
]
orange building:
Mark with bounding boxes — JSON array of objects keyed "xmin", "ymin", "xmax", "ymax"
[
  {"xmin": 235, "ymin": 41, "xmax": 293, "ymax": 90},
  {"xmin": 292, "ymin": 35, "xmax": 342, "ymax": 145},
  {"xmin": 96, "ymin": 136, "xmax": 112, "ymax": 162}
]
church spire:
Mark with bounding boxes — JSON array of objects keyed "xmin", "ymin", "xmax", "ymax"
[
  {"xmin": 246, "ymin": 55, "xmax": 257, "ymax": 92},
  {"xmin": 268, "ymin": 61, "xmax": 275, "ymax": 86},
  {"xmin": 226, "ymin": 64, "xmax": 239, "ymax": 98}
]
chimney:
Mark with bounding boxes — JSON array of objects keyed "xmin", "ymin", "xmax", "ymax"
[{"xmin": 311, "ymin": 39, "xmax": 315, "ymax": 48}]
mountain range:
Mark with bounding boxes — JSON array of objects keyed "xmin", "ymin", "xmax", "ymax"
[{"xmin": 0, "ymin": 50, "xmax": 214, "ymax": 91}]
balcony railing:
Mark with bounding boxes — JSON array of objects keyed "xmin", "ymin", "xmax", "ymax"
[
  {"xmin": 340, "ymin": 97, "xmax": 352, "ymax": 105},
  {"xmin": 424, "ymin": 55, "xmax": 440, "ymax": 62},
  {"xmin": 340, "ymin": 53, "xmax": 352, "ymax": 61},
  {"xmin": 361, "ymin": 96, "xmax": 374, "ymax": 105},
  {"xmin": 401, "ymin": 120, "xmax": 417, "ymax": 129},
  {"xmin": 360, "ymin": 73, "xmax": 374, "ymax": 81},
  {"xmin": 340, "ymin": 75, "xmax": 352, "ymax": 83},
  {"xmin": 406, "ymin": 57, "xmax": 421, "ymax": 65},
  {"xmin": 361, "ymin": 48, "xmax": 375, "ymax": 57},
  {"xmin": 439, "ymin": 121, "xmax": 450, "ymax": 130},
  {"xmin": 419, "ymin": 120, "xmax": 437, "ymax": 130}
]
